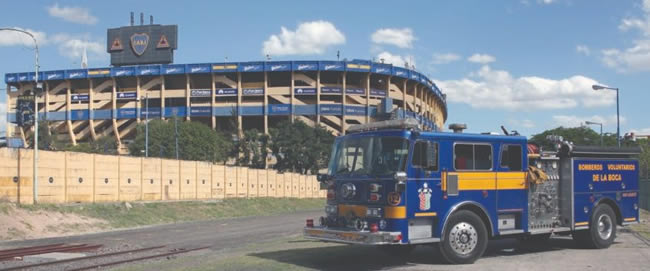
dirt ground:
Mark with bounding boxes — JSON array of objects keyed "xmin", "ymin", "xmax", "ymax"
[{"xmin": 0, "ymin": 202, "xmax": 108, "ymax": 241}]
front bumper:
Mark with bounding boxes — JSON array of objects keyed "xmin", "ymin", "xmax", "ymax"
[{"xmin": 304, "ymin": 226, "xmax": 402, "ymax": 245}]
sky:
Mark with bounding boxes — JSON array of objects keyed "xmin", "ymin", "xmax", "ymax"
[{"xmin": 1, "ymin": 0, "xmax": 649, "ymax": 139}]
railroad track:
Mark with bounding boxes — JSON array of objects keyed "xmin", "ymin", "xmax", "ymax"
[{"xmin": 0, "ymin": 244, "xmax": 210, "ymax": 271}]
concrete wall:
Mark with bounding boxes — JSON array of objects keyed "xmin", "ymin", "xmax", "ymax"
[{"xmin": 0, "ymin": 148, "xmax": 324, "ymax": 204}]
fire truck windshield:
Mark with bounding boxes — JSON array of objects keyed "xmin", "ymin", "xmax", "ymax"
[{"xmin": 327, "ymin": 136, "xmax": 409, "ymax": 178}]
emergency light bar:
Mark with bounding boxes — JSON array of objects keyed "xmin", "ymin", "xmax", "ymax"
[{"xmin": 347, "ymin": 118, "xmax": 421, "ymax": 134}]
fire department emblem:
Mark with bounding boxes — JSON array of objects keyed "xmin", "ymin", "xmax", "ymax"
[
  {"xmin": 418, "ymin": 183, "xmax": 432, "ymax": 211},
  {"xmin": 130, "ymin": 33, "xmax": 149, "ymax": 56},
  {"xmin": 387, "ymin": 192, "xmax": 401, "ymax": 206}
]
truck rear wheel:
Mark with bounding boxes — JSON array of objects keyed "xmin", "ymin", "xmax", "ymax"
[
  {"xmin": 573, "ymin": 204, "xmax": 617, "ymax": 249},
  {"xmin": 439, "ymin": 210, "xmax": 488, "ymax": 264}
]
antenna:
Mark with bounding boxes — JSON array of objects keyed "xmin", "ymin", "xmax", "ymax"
[
  {"xmin": 150, "ymin": 15, "xmax": 153, "ymax": 25},
  {"xmin": 130, "ymin": 12, "xmax": 134, "ymax": 26},
  {"xmin": 140, "ymin": 12, "xmax": 144, "ymax": 25}
]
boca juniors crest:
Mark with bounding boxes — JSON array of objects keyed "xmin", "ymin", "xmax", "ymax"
[{"xmin": 130, "ymin": 33, "xmax": 149, "ymax": 56}]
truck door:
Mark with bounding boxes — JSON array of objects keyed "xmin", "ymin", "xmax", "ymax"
[
  {"xmin": 496, "ymin": 144, "xmax": 527, "ymax": 233},
  {"xmin": 405, "ymin": 138, "xmax": 441, "ymax": 241}
]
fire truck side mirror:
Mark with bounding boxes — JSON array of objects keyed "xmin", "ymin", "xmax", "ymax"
[{"xmin": 394, "ymin": 172, "xmax": 407, "ymax": 193}]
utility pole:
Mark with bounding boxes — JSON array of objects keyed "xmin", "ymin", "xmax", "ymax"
[
  {"xmin": 0, "ymin": 28, "xmax": 40, "ymax": 204},
  {"xmin": 174, "ymin": 117, "xmax": 179, "ymax": 159}
]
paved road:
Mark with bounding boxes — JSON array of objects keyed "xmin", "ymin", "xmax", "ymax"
[{"xmin": 1, "ymin": 211, "xmax": 649, "ymax": 270}]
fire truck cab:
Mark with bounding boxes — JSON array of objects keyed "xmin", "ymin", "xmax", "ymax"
[{"xmin": 304, "ymin": 119, "xmax": 641, "ymax": 264}]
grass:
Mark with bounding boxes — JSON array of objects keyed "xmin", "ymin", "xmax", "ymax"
[
  {"xmin": 17, "ymin": 198, "xmax": 325, "ymax": 229},
  {"xmin": 629, "ymin": 209, "xmax": 650, "ymax": 240}
]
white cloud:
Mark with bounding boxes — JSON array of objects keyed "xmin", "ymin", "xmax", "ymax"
[
  {"xmin": 377, "ymin": 51, "xmax": 415, "ymax": 68},
  {"xmin": 47, "ymin": 3, "xmax": 98, "ymax": 25},
  {"xmin": 629, "ymin": 127, "xmax": 650, "ymax": 134},
  {"xmin": 435, "ymin": 65, "xmax": 616, "ymax": 111},
  {"xmin": 0, "ymin": 27, "xmax": 47, "ymax": 47},
  {"xmin": 371, "ymin": 28, "xmax": 415, "ymax": 49},
  {"xmin": 576, "ymin": 45, "xmax": 591, "ymax": 56},
  {"xmin": 601, "ymin": 0, "xmax": 650, "ymax": 72},
  {"xmin": 552, "ymin": 115, "xmax": 625, "ymax": 128},
  {"xmin": 467, "ymin": 53, "xmax": 496, "ymax": 64},
  {"xmin": 509, "ymin": 118, "xmax": 536, "ymax": 129},
  {"xmin": 51, "ymin": 33, "xmax": 106, "ymax": 62},
  {"xmin": 539, "ymin": 0, "xmax": 555, "ymax": 4},
  {"xmin": 262, "ymin": 20, "xmax": 345, "ymax": 56},
  {"xmin": 432, "ymin": 53, "xmax": 461, "ymax": 64}
]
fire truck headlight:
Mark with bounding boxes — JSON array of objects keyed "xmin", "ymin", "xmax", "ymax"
[
  {"xmin": 325, "ymin": 205, "xmax": 338, "ymax": 216},
  {"xmin": 379, "ymin": 219, "xmax": 388, "ymax": 230},
  {"xmin": 366, "ymin": 207, "xmax": 382, "ymax": 218}
]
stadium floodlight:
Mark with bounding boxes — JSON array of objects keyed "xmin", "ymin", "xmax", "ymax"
[
  {"xmin": 592, "ymin": 84, "xmax": 620, "ymax": 147},
  {"xmin": 0, "ymin": 27, "xmax": 40, "ymax": 204}
]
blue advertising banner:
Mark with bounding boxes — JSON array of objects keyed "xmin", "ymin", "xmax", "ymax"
[
  {"xmin": 371, "ymin": 64, "xmax": 392, "ymax": 75},
  {"xmin": 48, "ymin": 111, "xmax": 66, "ymax": 121},
  {"xmin": 293, "ymin": 62, "xmax": 318, "ymax": 71},
  {"xmin": 141, "ymin": 107, "xmax": 161, "ymax": 118},
  {"xmin": 116, "ymin": 92, "xmax": 137, "ymax": 99},
  {"xmin": 393, "ymin": 67, "xmax": 408, "ymax": 78},
  {"xmin": 319, "ymin": 61, "xmax": 344, "ymax": 71},
  {"xmin": 346, "ymin": 88, "xmax": 365, "ymax": 95},
  {"xmin": 240, "ymin": 63, "xmax": 264, "ymax": 72},
  {"xmin": 294, "ymin": 87, "xmax": 316, "ymax": 95},
  {"xmin": 5, "ymin": 74, "xmax": 16, "ymax": 83},
  {"xmin": 70, "ymin": 109, "xmax": 89, "ymax": 120},
  {"xmin": 18, "ymin": 73, "xmax": 29, "ymax": 82},
  {"xmin": 163, "ymin": 64, "xmax": 185, "ymax": 74},
  {"xmin": 137, "ymin": 66, "xmax": 161, "ymax": 76},
  {"xmin": 190, "ymin": 106, "xmax": 212, "ymax": 116},
  {"xmin": 345, "ymin": 106, "xmax": 366, "ymax": 116},
  {"xmin": 188, "ymin": 64, "xmax": 211, "ymax": 73},
  {"xmin": 266, "ymin": 62, "xmax": 291, "ymax": 72},
  {"xmin": 370, "ymin": 89, "xmax": 387, "ymax": 96},
  {"xmin": 213, "ymin": 106, "xmax": 235, "ymax": 116},
  {"xmin": 320, "ymin": 104, "xmax": 342, "ymax": 115},
  {"xmin": 216, "ymin": 88, "xmax": 237, "ymax": 96},
  {"xmin": 112, "ymin": 67, "xmax": 135, "ymax": 77},
  {"xmin": 66, "ymin": 69, "xmax": 87, "ymax": 79},
  {"xmin": 94, "ymin": 109, "xmax": 112, "ymax": 120},
  {"xmin": 295, "ymin": 105, "xmax": 317, "ymax": 115},
  {"xmin": 44, "ymin": 71, "xmax": 64, "ymax": 80},
  {"xmin": 71, "ymin": 94, "xmax": 89, "ymax": 102},
  {"xmin": 268, "ymin": 104, "xmax": 291, "ymax": 115},
  {"xmin": 242, "ymin": 88, "xmax": 264, "ymax": 96},
  {"xmin": 212, "ymin": 63, "xmax": 238, "ymax": 72},
  {"xmin": 116, "ymin": 108, "xmax": 137, "ymax": 119},
  {"xmin": 164, "ymin": 106, "xmax": 186, "ymax": 117},
  {"xmin": 191, "ymin": 89, "xmax": 212, "ymax": 97},
  {"xmin": 28, "ymin": 72, "xmax": 44, "ymax": 81},
  {"xmin": 87, "ymin": 69, "xmax": 110, "ymax": 78},
  {"xmin": 321, "ymin": 87, "xmax": 342, "ymax": 94},
  {"xmin": 240, "ymin": 106, "xmax": 264, "ymax": 116}
]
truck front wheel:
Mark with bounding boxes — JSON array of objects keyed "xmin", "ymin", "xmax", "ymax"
[
  {"xmin": 573, "ymin": 204, "xmax": 617, "ymax": 249},
  {"xmin": 439, "ymin": 210, "xmax": 488, "ymax": 264}
]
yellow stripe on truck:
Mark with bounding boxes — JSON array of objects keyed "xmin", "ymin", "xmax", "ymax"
[
  {"xmin": 457, "ymin": 172, "xmax": 496, "ymax": 190},
  {"xmin": 496, "ymin": 172, "xmax": 527, "ymax": 190},
  {"xmin": 384, "ymin": 206, "xmax": 406, "ymax": 219}
]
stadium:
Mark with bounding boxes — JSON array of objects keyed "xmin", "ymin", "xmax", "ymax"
[{"xmin": 3, "ymin": 18, "xmax": 447, "ymax": 152}]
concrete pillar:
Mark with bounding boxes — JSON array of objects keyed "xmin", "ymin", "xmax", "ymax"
[
  {"xmin": 136, "ymin": 76, "xmax": 141, "ymax": 122},
  {"xmin": 161, "ymin": 75, "xmax": 166, "ymax": 121},
  {"xmin": 88, "ymin": 79, "xmax": 97, "ymax": 140},
  {"xmin": 263, "ymin": 71, "xmax": 268, "ymax": 134},
  {"xmin": 111, "ymin": 77, "xmax": 121, "ymax": 147},
  {"xmin": 236, "ymin": 72, "xmax": 242, "ymax": 135},
  {"xmin": 211, "ymin": 74, "xmax": 216, "ymax": 130},
  {"xmin": 365, "ymin": 73, "xmax": 370, "ymax": 123},
  {"xmin": 290, "ymin": 71, "xmax": 295, "ymax": 123},
  {"xmin": 66, "ymin": 80, "xmax": 76, "ymax": 145},
  {"xmin": 316, "ymin": 70, "xmax": 321, "ymax": 125},
  {"xmin": 341, "ymin": 72, "xmax": 346, "ymax": 135},
  {"xmin": 44, "ymin": 82, "xmax": 49, "ymax": 121},
  {"xmin": 185, "ymin": 74, "xmax": 191, "ymax": 121},
  {"xmin": 5, "ymin": 84, "xmax": 11, "ymax": 139},
  {"xmin": 402, "ymin": 80, "xmax": 407, "ymax": 112}
]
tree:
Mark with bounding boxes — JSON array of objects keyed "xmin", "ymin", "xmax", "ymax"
[
  {"xmin": 269, "ymin": 120, "xmax": 335, "ymax": 174},
  {"xmin": 65, "ymin": 135, "xmax": 118, "ymax": 154},
  {"xmin": 530, "ymin": 126, "xmax": 619, "ymax": 150},
  {"xmin": 237, "ymin": 129, "xmax": 269, "ymax": 168},
  {"xmin": 128, "ymin": 118, "xmax": 232, "ymax": 163}
]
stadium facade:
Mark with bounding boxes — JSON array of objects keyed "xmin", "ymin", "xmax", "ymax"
[{"xmin": 4, "ymin": 60, "xmax": 447, "ymax": 151}]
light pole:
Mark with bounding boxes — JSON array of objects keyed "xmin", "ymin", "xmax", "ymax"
[
  {"xmin": 592, "ymin": 84, "xmax": 620, "ymax": 147},
  {"xmin": 0, "ymin": 28, "xmax": 40, "ymax": 204},
  {"xmin": 140, "ymin": 94, "xmax": 149, "ymax": 157},
  {"xmin": 585, "ymin": 120, "xmax": 603, "ymax": 146}
]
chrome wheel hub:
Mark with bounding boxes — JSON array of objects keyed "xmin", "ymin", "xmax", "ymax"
[
  {"xmin": 597, "ymin": 214, "xmax": 613, "ymax": 240},
  {"xmin": 449, "ymin": 222, "xmax": 478, "ymax": 255}
]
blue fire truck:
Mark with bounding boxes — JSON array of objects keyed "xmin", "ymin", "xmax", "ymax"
[{"xmin": 304, "ymin": 119, "xmax": 641, "ymax": 264}]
